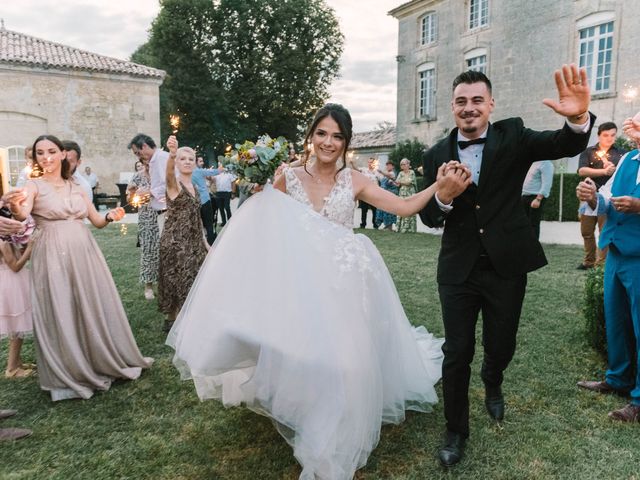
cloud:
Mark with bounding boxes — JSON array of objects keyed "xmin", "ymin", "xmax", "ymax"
[
  {"xmin": 341, "ymin": 60, "xmax": 397, "ymax": 87},
  {"xmin": 1, "ymin": 0, "xmax": 157, "ymax": 60},
  {"xmin": 329, "ymin": 78, "xmax": 396, "ymax": 133},
  {"xmin": 325, "ymin": 0, "xmax": 398, "ymax": 130},
  {"xmin": 1, "ymin": 0, "xmax": 399, "ymax": 131}
]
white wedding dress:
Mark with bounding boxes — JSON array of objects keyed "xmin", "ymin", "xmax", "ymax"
[{"xmin": 167, "ymin": 167, "xmax": 444, "ymax": 479}]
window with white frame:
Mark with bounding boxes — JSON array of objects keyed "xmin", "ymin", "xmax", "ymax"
[
  {"xmin": 469, "ymin": 0, "xmax": 489, "ymax": 30},
  {"xmin": 418, "ymin": 64, "xmax": 436, "ymax": 118},
  {"xmin": 420, "ymin": 12, "xmax": 437, "ymax": 46},
  {"xmin": 464, "ymin": 48, "xmax": 488, "ymax": 74},
  {"xmin": 466, "ymin": 55, "xmax": 487, "ymax": 73},
  {"xmin": 578, "ymin": 19, "xmax": 614, "ymax": 93},
  {"xmin": 8, "ymin": 146, "xmax": 25, "ymax": 187}
]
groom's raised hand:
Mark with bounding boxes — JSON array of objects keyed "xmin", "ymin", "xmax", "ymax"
[
  {"xmin": 436, "ymin": 162, "xmax": 472, "ymax": 204},
  {"xmin": 542, "ymin": 64, "xmax": 590, "ymax": 123}
]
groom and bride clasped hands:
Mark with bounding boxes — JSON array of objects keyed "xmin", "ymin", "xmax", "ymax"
[{"xmin": 167, "ymin": 64, "xmax": 593, "ymax": 478}]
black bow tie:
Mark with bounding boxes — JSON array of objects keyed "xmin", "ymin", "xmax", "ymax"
[{"xmin": 458, "ymin": 138, "xmax": 486, "ymax": 150}]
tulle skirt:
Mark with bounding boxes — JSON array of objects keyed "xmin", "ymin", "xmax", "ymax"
[{"xmin": 167, "ymin": 186, "xmax": 443, "ymax": 479}]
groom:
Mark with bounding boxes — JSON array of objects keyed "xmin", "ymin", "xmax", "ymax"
[{"xmin": 420, "ymin": 64, "xmax": 594, "ymax": 467}]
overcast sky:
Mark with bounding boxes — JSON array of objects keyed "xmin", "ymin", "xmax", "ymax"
[{"xmin": 0, "ymin": 0, "xmax": 399, "ymax": 133}]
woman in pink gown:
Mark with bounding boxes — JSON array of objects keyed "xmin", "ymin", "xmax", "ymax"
[{"xmin": 7, "ymin": 135, "xmax": 153, "ymax": 401}]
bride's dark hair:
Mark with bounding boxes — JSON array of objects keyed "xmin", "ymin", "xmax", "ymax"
[{"xmin": 302, "ymin": 103, "xmax": 353, "ymax": 177}]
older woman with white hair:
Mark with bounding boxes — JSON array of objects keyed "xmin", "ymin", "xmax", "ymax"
[{"xmin": 157, "ymin": 136, "xmax": 208, "ymax": 333}]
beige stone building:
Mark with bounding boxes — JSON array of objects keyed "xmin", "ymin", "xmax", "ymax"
[
  {"xmin": 0, "ymin": 26, "xmax": 165, "ymax": 196},
  {"xmin": 389, "ymin": 0, "xmax": 640, "ymax": 166},
  {"xmin": 349, "ymin": 126, "xmax": 396, "ymax": 169}
]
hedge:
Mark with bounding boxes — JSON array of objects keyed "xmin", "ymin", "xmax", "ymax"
[
  {"xmin": 583, "ymin": 265, "xmax": 606, "ymax": 357},
  {"xmin": 417, "ymin": 172, "xmax": 582, "ymax": 222},
  {"xmin": 541, "ymin": 173, "xmax": 581, "ymax": 222}
]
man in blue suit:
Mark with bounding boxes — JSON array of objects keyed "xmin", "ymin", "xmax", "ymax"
[{"xmin": 576, "ymin": 112, "xmax": 640, "ymax": 423}]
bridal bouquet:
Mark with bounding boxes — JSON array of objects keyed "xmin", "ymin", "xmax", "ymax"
[{"xmin": 225, "ymin": 134, "xmax": 289, "ymax": 185}]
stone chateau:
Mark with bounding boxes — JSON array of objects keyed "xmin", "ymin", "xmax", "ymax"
[{"xmin": 389, "ymin": 0, "xmax": 640, "ymax": 152}]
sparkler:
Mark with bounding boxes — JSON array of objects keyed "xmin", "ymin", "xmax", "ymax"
[
  {"xmin": 622, "ymin": 84, "xmax": 638, "ymax": 103},
  {"xmin": 595, "ymin": 150, "xmax": 608, "ymax": 161},
  {"xmin": 123, "ymin": 192, "xmax": 151, "ymax": 210},
  {"xmin": 120, "ymin": 224, "xmax": 128, "ymax": 236},
  {"xmin": 169, "ymin": 114, "xmax": 181, "ymax": 134}
]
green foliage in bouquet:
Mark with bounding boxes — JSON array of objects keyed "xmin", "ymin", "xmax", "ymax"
[
  {"xmin": 224, "ymin": 135, "xmax": 289, "ymax": 185},
  {"xmin": 583, "ymin": 265, "xmax": 606, "ymax": 356}
]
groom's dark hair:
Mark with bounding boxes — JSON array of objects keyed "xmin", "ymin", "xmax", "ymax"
[{"xmin": 452, "ymin": 70, "xmax": 492, "ymax": 94}]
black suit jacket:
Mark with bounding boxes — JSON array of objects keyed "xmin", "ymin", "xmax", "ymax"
[{"xmin": 420, "ymin": 115, "xmax": 595, "ymax": 284}]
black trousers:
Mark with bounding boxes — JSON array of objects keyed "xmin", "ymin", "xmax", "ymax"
[
  {"xmin": 216, "ymin": 191, "xmax": 232, "ymax": 225},
  {"xmin": 200, "ymin": 200, "xmax": 216, "ymax": 245},
  {"xmin": 359, "ymin": 201, "xmax": 378, "ymax": 228},
  {"xmin": 521, "ymin": 195, "xmax": 545, "ymax": 240},
  {"xmin": 438, "ymin": 256, "xmax": 527, "ymax": 438}
]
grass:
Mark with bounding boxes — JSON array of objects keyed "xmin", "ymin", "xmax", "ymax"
[{"xmin": 1, "ymin": 227, "xmax": 639, "ymax": 479}]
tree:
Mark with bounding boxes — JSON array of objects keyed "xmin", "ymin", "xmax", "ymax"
[
  {"xmin": 389, "ymin": 139, "xmax": 428, "ymax": 171},
  {"xmin": 131, "ymin": 0, "xmax": 343, "ymax": 158},
  {"xmin": 614, "ymin": 135, "xmax": 635, "ymax": 153}
]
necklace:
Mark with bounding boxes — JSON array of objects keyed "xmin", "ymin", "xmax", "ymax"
[{"xmin": 309, "ymin": 168, "xmax": 338, "ymax": 185}]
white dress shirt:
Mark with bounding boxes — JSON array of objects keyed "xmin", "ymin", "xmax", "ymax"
[
  {"xmin": 73, "ymin": 170, "xmax": 93, "ymax": 200},
  {"xmin": 84, "ymin": 172, "xmax": 99, "ymax": 188},
  {"xmin": 215, "ymin": 172, "xmax": 236, "ymax": 192},
  {"xmin": 149, "ymin": 149, "xmax": 170, "ymax": 211}
]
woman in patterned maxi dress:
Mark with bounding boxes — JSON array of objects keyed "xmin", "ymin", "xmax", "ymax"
[
  {"xmin": 157, "ymin": 138, "xmax": 208, "ymax": 332},
  {"xmin": 396, "ymin": 158, "xmax": 418, "ymax": 233},
  {"xmin": 127, "ymin": 159, "xmax": 159, "ymax": 300}
]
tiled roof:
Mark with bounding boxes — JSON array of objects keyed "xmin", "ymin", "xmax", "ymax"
[
  {"xmin": 351, "ymin": 126, "xmax": 396, "ymax": 149},
  {"xmin": 0, "ymin": 28, "xmax": 165, "ymax": 80}
]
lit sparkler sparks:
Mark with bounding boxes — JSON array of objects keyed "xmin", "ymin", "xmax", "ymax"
[
  {"xmin": 169, "ymin": 114, "xmax": 181, "ymax": 134},
  {"xmin": 124, "ymin": 192, "xmax": 151, "ymax": 209},
  {"xmin": 120, "ymin": 224, "xmax": 128, "ymax": 236},
  {"xmin": 622, "ymin": 84, "xmax": 639, "ymax": 103}
]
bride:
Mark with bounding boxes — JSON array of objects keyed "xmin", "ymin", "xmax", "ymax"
[{"xmin": 167, "ymin": 104, "xmax": 471, "ymax": 479}]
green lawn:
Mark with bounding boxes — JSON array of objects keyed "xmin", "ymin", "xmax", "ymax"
[{"xmin": 1, "ymin": 227, "xmax": 638, "ymax": 479}]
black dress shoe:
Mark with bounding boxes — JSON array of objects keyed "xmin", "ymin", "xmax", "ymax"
[
  {"xmin": 485, "ymin": 385, "xmax": 504, "ymax": 421},
  {"xmin": 438, "ymin": 431, "xmax": 465, "ymax": 467}
]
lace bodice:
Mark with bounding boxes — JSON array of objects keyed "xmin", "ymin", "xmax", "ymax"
[{"xmin": 284, "ymin": 167, "xmax": 356, "ymax": 229}]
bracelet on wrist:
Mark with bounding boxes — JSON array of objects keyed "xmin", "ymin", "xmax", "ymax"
[{"xmin": 104, "ymin": 212, "xmax": 113, "ymax": 223}]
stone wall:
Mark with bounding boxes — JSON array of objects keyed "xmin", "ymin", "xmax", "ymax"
[
  {"xmin": 393, "ymin": 0, "xmax": 640, "ymax": 153},
  {"xmin": 0, "ymin": 65, "xmax": 162, "ymax": 194}
]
